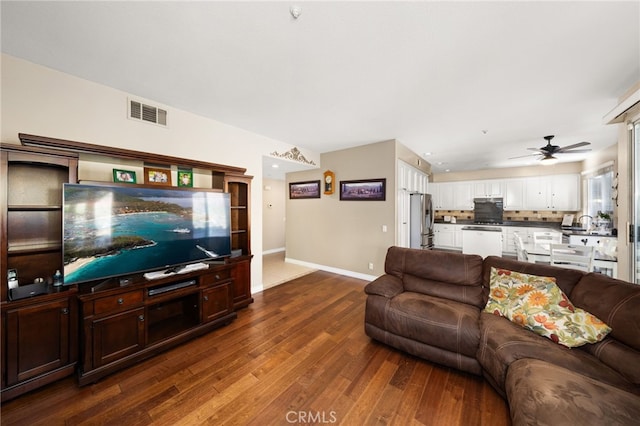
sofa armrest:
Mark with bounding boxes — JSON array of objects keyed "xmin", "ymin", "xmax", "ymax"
[{"xmin": 364, "ymin": 274, "xmax": 404, "ymax": 298}]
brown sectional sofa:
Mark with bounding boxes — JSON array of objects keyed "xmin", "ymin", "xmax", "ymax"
[{"xmin": 364, "ymin": 247, "xmax": 640, "ymax": 426}]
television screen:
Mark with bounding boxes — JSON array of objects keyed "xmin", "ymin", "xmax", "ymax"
[{"xmin": 63, "ymin": 183, "xmax": 231, "ymax": 285}]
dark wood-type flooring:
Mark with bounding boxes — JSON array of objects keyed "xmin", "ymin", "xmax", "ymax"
[{"xmin": 1, "ymin": 271, "xmax": 510, "ymax": 425}]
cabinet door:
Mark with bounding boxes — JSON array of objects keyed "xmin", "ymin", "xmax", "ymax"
[
  {"xmin": 524, "ymin": 177, "xmax": 549, "ymax": 209},
  {"xmin": 202, "ymin": 283, "xmax": 232, "ymax": 323},
  {"xmin": 433, "ymin": 183, "xmax": 454, "ymax": 209},
  {"xmin": 5, "ymin": 298, "xmax": 71, "ymax": 385},
  {"xmin": 474, "ymin": 180, "xmax": 504, "ymax": 198},
  {"xmin": 231, "ymin": 259, "xmax": 252, "ymax": 309},
  {"xmin": 453, "ymin": 182, "xmax": 473, "ymax": 210},
  {"xmin": 91, "ymin": 307, "xmax": 145, "ymax": 368},
  {"xmin": 434, "ymin": 224, "xmax": 455, "ymax": 248},
  {"xmin": 549, "ymin": 174, "xmax": 580, "ymax": 210},
  {"xmin": 504, "ymin": 179, "xmax": 526, "ymax": 210}
]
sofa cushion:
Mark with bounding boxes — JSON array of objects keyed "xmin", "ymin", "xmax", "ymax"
[
  {"xmin": 384, "ymin": 246, "xmax": 485, "ymax": 307},
  {"xmin": 477, "ymin": 312, "xmax": 637, "ymax": 395},
  {"xmin": 570, "ymin": 273, "xmax": 640, "ymax": 351},
  {"xmin": 385, "ymin": 291, "xmax": 480, "ymax": 358},
  {"xmin": 364, "ymin": 274, "xmax": 404, "ymax": 299},
  {"xmin": 485, "ymin": 267, "xmax": 611, "ymax": 348},
  {"xmin": 506, "ymin": 359, "xmax": 640, "ymax": 426},
  {"xmin": 482, "ymin": 256, "xmax": 585, "ymax": 304},
  {"xmin": 581, "ymin": 338, "xmax": 640, "ymax": 386}
]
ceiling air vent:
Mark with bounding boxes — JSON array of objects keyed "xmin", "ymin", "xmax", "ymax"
[{"xmin": 129, "ymin": 99, "xmax": 167, "ymax": 126}]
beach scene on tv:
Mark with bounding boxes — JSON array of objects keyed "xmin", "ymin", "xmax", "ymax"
[{"xmin": 63, "ymin": 184, "xmax": 231, "ymax": 285}]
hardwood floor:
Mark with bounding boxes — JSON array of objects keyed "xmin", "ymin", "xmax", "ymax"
[{"xmin": 1, "ymin": 271, "xmax": 510, "ymax": 425}]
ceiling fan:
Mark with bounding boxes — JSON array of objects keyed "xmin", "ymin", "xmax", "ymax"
[{"xmin": 511, "ymin": 135, "xmax": 591, "ymax": 164}]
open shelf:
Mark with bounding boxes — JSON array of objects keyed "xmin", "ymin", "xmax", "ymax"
[{"xmin": 146, "ymin": 293, "xmax": 200, "ymax": 345}]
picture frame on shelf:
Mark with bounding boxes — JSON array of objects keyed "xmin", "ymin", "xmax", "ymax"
[
  {"xmin": 144, "ymin": 167, "xmax": 172, "ymax": 186},
  {"xmin": 177, "ymin": 169, "xmax": 193, "ymax": 187},
  {"xmin": 340, "ymin": 178, "xmax": 386, "ymax": 201},
  {"xmin": 289, "ymin": 180, "xmax": 321, "ymax": 199},
  {"xmin": 112, "ymin": 168, "xmax": 137, "ymax": 184}
]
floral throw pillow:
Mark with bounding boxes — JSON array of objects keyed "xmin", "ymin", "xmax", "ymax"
[{"xmin": 485, "ymin": 267, "xmax": 611, "ymax": 348}]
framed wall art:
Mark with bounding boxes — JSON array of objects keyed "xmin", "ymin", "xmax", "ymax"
[
  {"xmin": 289, "ymin": 180, "xmax": 321, "ymax": 199},
  {"xmin": 112, "ymin": 168, "xmax": 137, "ymax": 184},
  {"xmin": 340, "ymin": 178, "xmax": 386, "ymax": 201},
  {"xmin": 144, "ymin": 167, "xmax": 172, "ymax": 186},
  {"xmin": 177, "ymin": 169, "xmax": 193, "ymax": 187}
]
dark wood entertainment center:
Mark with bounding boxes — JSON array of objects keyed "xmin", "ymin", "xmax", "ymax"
[{"xmin": 0, "ymin": 134, "xmax": 253, "ymax": 400}]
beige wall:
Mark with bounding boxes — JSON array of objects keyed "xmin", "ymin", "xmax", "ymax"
[
  {"xmin": 1, "ymin": 54, "xmax": 319, "ymax": 293},
  {"xmin": 262, "ymin": 178, "xmax": 286, "ymax": 253},
  {"xmin": 285, "ymin": 140, "xmax": 397, "ymax": 278}
]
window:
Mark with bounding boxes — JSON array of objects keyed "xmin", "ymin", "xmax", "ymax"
[{"xmin": 586, "ymin": 167, "xmax": 614, "ymax": 221}]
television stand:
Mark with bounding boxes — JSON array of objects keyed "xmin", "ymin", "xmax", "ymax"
[{"xmin": 77, "ymin": 263, "xmax": 236, "ymax": 385}]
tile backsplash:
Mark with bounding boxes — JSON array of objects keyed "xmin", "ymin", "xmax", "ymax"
[{"xmin": 435, "ymin": 210, "xmax": 579, "ymax": 223}]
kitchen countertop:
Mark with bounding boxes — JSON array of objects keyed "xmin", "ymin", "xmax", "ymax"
[
  {"xmin": 434, "ymin": 220, "xmax": 616, "ymax": 237},
  {"xmin": 461, "ymin": 226, "xmax": 502, "ymax": 232},
  {"xmin": 435, "ymin": 219, "xmax": 563, "ymax": 229}
]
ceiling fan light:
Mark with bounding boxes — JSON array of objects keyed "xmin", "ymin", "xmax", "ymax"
[{"xmin": 541, "ymin": 155, "xmax": 558, "ymax": 165}]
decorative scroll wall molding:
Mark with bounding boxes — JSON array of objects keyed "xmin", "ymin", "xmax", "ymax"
[{"xmin": 270, "ymin": 147, "xmax": 317, "ymax": 166}]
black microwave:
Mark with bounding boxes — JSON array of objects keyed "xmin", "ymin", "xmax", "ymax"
[{"xmin": 473, "ymin": 198, "xmax": 504, "ymax": 224}]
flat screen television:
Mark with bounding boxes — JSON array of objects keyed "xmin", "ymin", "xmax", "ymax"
[{"xmin": 63, "ymin": 183, "xmax": 231, "ymax": 286}]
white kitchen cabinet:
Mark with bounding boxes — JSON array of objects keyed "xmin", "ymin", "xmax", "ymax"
[
  {"xmin": 524, "ymin": 174, "xmax": 580, "ymax": 211},
  {"xmin": 474, "ymin": 180, "xmax": 504, "ymax": 198},
  {"xmin": 454, "ymin": 225, "xmax": 463, "ymax": 248},
  {"xmin": 502, "ymin": 226, "xmax": 562, "ymax": 254},
  {"xmin": 504, "ymin": 226, "xmax": 529, "ymax": 254},
  {"xmin": 454, "ymin": 182, "xmax": 474, "ymax": 210},
  {"xmin": 398, "ymin": 160, "xmax": 428, "ymax": 194},
  {"xmin": 432, "ymin": 183, "xmax": 453, "ymax": 209},
  {"xmin": 433, "ymin": 182, "xmax": 473, "ymax": 210},
  {"xmin": 434, "ymin": 223, "xmax": 456, "ymax": 248},
  {"xmin": 503, "ymin": 178, "xmax": 526, "ymax": 211},
  {"xmin": 435, "ymin": 174, "xmax": 580, "ymax": 211},
  {"xmin": 524, "ymin": 176, "xmax": 548, "ymax": 210},
  {"xmin": 548, "ymin": 174, "xmax": 580, "ymax": 211},
  {"xmin": 569, "ymin": 234, "xmax": 616, "ymax": 248},
  {"xmin": 397, "ymin": 161, "xmax": 429, "ymax": 248}
]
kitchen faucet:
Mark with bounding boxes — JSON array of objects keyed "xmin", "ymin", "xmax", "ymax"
[{"xmin": 577, "ymin": 215, "xmax": 593, "ymax": 230}]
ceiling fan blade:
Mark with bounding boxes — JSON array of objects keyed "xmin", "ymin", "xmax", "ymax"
[
  {"xmin": 557, "ymin": 148, "xmax": 592, "ymax": 154},
  {"xmin": 556, "ymin": 141, "xmax": 590, "ymax": 152},
  {"xmin": 509, "ymin": 153, "xmax": 541, "ymax": 159}
]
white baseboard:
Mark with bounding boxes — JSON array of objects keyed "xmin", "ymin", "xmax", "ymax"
[
  {"xmin": 262, "ymin": 247, "xmax": 286, "ymax": 255},
  {"xmin": 284, "ymin": 257, "xmax": 378, "ymax": 282}
]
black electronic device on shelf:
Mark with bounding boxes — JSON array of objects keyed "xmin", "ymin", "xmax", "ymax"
[{"xmin": 147, "ymin": 279, "xmax": 197, "ymax": 296}]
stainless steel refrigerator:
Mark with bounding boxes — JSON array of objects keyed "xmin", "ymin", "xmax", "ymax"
[{"xmin": 409, "ymin": 193, "xmax": 434, "ymax": 249}]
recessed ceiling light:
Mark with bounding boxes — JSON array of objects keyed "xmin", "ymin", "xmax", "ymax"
[
  {"xmin": 272, "ymin": 164, "xmax": 279, "ymax": 168},
  {"xmin": 290, "ymin": 5, "xmax": 302, "ymax": 19},
  {"xmin": 424, "ymin": 152, "xmax": 432, "ymax": 156},
  {"xmin": 445, "ymin": 169, "xmax": 451, "ymax": 172}
]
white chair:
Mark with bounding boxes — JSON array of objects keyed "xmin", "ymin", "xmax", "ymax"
[
  {"xmin": 550, "ymin": 244, "xmax": 595, "ymax": 272},
  {"xmin": 513, "ymin": 232, "xmax": 528, "ymax": 262},
  {"xmin": 533, "ymin": 231, "xmax": 563, "ymax": 247}
]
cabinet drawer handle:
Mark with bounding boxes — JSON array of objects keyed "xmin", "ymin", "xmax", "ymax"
[
  {"xmin": 138, "ymin": 315, "xmax": 144, "ymax": 321},
  {"xmin": 215, "ymin": 274, "xmax": 220, "ymax": 280},
  {"xmin": 204, "ymin": 295, "xmax": 209, "ymax": 301},
  {"xmin": 61, "ymin": 308, "xmax": 69, "ymax": 315},
  {"xmin": 117, "ymin": 298, "xmax": 124, "ymax": 304}
]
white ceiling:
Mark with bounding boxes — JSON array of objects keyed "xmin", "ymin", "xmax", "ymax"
[{"xmin": 2, "ymin": 1, "xmax": 639, "ymax": 178}]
